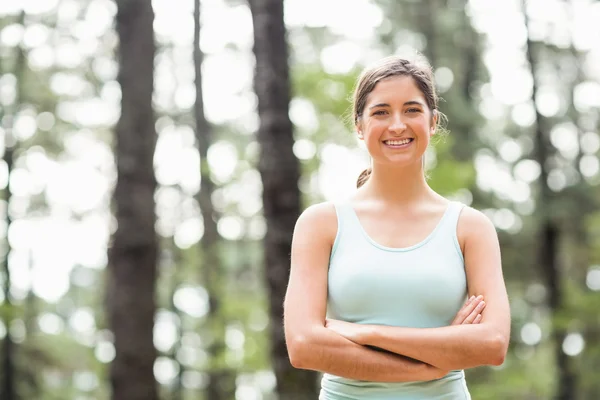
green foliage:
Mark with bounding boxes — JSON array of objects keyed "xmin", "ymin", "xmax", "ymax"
[
  {"xmin": 427, "ymin": 136, "xmax": 476, "ymax": 195},
  {"xmin": 0, "ymin": 0, "xmax": 599, "ymax": 399}
]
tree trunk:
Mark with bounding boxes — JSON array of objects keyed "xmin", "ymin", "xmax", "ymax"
[
  {"xmin": 2, "ymin": 139, "xmax": 16, "ymax": 400},
  {"xmin": 522, "ymin": 3, "xmax": 577, "ymax": 399},
  {"xmin": 107, "ymin": 1, "xmax": 158, "ymax": 399},
  {"xmin": 193, "ymin": 1, "xmax": 236, "ymax": 399},
  {"xmin": 1, "ymin": 12, "xmax": 26, "ymax": 399},
  {"xmin": 248, "ymin": 0, "xmax": 318, "ymax": 398}
]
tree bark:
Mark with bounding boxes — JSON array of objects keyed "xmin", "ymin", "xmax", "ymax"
[
  {"xmin": 522, "ymin": 2, "xmax": 577, "ymax": 399},
  {"xmin": 107, "ymin": 1, "xmax": 158, "ymax": 399},
  {"xmin": 248, "ymin": 0, "xmax": 318, "ymax": 398},
  {"xmin": 0, "ymin": 12, "xmax": 26, "ymax": 399},
  {"xmin": 1, "ymin": 123, "xmax": 16, "ymax": 400},
  {"xmin": 193, "ymin": 1, "xmax": 236, "ymax": 398}
]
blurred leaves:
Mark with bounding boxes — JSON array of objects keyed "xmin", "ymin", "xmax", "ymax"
[{"xmin": 0, "ymin": 0, "xmax": 599, "ymax": 398}]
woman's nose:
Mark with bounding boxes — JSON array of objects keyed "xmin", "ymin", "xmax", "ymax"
[{"xmin": 389, "ymin": 115, "xmax": 407, "ymax": 132}]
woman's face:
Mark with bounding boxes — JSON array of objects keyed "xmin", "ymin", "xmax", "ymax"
[{"xmin": 357, "ymin": 75, "xmax": 436, "ymax": 169}]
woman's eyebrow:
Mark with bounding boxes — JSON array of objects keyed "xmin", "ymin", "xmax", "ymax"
[
  {"xmin": 368, "ymin": 100, "xmax": 425, "ymax": 109},
  {"xmin": 368, "ymin": 103, "xmax": 390, "ymax": 109},
  {"xmin": 404, "ymin": 100, "xmax": 425, "ymax": 107}
]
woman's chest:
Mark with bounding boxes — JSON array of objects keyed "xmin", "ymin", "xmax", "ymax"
[
  {"xmin": 327, "ymin": 248, "xmax": 467, "ymax": 327},
  {"xmin": 354, "ymin": 209, "xmax": 447, "ymax": 248}
]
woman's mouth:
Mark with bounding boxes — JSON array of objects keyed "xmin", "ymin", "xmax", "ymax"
[{"xmin": 383, "ymin": 138, "xmax": 413, "ymax": 148}]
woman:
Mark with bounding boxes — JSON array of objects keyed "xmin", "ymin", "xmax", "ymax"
[{"xmin": 284, "ymin": 55, "xmax": 511, "ymax": 399}]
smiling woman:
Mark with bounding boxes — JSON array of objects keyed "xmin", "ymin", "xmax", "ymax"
[
  {"xmin": 284, "ymin": 55, "xmax": 511, "ymax": 400},
  {"xmin": 353, "ymin": 57, "xmax": 445, "ymax": 188}
]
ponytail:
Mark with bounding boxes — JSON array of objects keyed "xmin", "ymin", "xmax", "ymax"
[{"xmin": 356, "ymin": 168, "xmax": 372, "ymax": 188}]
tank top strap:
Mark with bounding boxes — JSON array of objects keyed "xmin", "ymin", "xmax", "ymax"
[
  {"xmin": 447, "ymin": 201, "xmax": 466, "ymax": 224},
  {"xmin": 434, "ymin": 201, "xmax": 466, "ymax": 257},
  {"xmin": 437, "ymin": 201, "xmax": 465, "ymax": 231},
  {"xmin": 331, "ymin": 200, "xmax": 363, "ymax": 252},
  {"xmin": 332, "ymin": 200, "xmax": 359, "ymax": 233}
]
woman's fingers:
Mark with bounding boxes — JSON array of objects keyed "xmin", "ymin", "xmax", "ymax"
[
  {"xmin": 451, "ymin": 295, "xmax": 484, "ymax": 325},
  {"xmin": 463, "ymin": 300, "xmax": 486, "ymax": 324}
]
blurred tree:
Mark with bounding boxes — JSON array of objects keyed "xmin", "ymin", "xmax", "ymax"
[
  {"xmin": 0, "ymin": 11, "xmax": 25, "ymax": 400},
  {"xmin": 193, "ymin": 0, "xmax": 236, "ymax": 398},
  {"xmin": 0, "ymin": 0, "xmax": 598, "ymax": 398},
  {"xmin": 559, "ymin": 2, "xmax": 600, "ymax": 399},
  {"xmin": 105, "ymin": 0, "xmax": 159, "ymax": 399},
  {"xmin": 249, "ymin": 0, "xmax": 319, "ymax": 398},
  {"xmin": 522, "ymin": 1, "xmax": 576, "ymax": 399},
  {"xmin": 166, "ymin": 231, "xmax": 185, "ymax": 400}
]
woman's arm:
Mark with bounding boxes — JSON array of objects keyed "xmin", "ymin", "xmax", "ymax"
[
  {"xmin": 327, "ymin": 207, "xmax": 511, "ymax": 371},
  {"xmin": 284, "ymin": 203, "xmax": 445, "ymax": 382}
]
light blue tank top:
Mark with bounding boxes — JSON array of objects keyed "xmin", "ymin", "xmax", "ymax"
[{"xmin": 321, "ymin": 200, "xmax": 471, "ymax": 400}]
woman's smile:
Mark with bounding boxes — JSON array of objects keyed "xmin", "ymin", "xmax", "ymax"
[{"xmin": 382, "ymin": 138, "xmax": 414, "ymax": 149}]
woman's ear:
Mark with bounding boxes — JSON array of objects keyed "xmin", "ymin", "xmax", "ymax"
[
  {"xmin": 356, "ymin": 122, "xmax": 364, "ymax": 140},
  {"xmin": 430, "ymin": 110, "xmax": 438, "ymax": 136}
]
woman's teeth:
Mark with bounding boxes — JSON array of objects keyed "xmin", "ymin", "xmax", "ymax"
[{"xmin": 385, "ymin": 139, "xmax": 412, "ymax": 145}]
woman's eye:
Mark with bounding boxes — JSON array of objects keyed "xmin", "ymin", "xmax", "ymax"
[
  {"xmin": 406, "ymin": 108, "xmax": 421, "ymax": 113},
  {"xmin": 373, "ymin": 110, "xmax": 387, "ymax": 115}
]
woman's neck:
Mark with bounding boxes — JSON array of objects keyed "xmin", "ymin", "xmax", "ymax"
[{"xmin": 359, "ymin": 161, "xmax": 435, "ymax": 205}]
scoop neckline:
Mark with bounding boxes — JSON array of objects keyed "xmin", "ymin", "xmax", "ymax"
[{"xmin": 347, "ymin": 202, "xmax": 454, "ymax": 252}]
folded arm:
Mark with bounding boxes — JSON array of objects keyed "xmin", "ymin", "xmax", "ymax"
[
  {"xmin": 328, "ymin": 207, "xmax": 511, "ymax": 371},
  {"xmin": 288, "ymin": 325, "xmax": 443, "ymax": 382},
  {"xmin": 347, "ymin": 320, "xmax": 505, "ymax": 371},
  {"xmin": 284, "ymin": 203, "xmax": 445, "ymax": 382}
]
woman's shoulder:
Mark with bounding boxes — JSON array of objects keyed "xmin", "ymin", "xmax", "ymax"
[
  {"xmin": 456, "ymin": 205, "xmax": 497, "ymax": 245},
  {"xmin": 299, "ymin": 200, "xmax": 338, "ymax": 220},
  {"xmin": 457, "ymin": 205, "xmax": 494, "ymax": 228},
  {"xmin": 294, "ymin": 201, "xmax": 339, "ymax": 243}
]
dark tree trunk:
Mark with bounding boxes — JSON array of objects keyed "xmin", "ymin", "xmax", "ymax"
[
  {"xmin": 522, "ymin": 3, "xmax": 577, "ymax": 399},
  {"xmin": 193, "ymin": 1, "xmax": 236, "ymax": 398},
  {"xmin": 107, "ymin": 1, "xmax": 158, "ymax": 399},
  {"xmin": 2, "ymin": 140, "xmax": 16, "ymax": 400},
  {"xmin": 1, "ymin": 12, "xmax": 26, "ymax": 398},
  {"xmin": 248, "ymin": 0, "xmax": 318, "ymax": 398}
]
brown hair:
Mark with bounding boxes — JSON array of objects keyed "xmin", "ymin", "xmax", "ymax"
[{"xmin": 352, "ymin": 55, "xmax": 445, "ymax": 188}]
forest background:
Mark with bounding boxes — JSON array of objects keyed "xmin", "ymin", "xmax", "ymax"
[{"xmin": 0, "ymin": 0, "xmax": 599, "ymax": 399}]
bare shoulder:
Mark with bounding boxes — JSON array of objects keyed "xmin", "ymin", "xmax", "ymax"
[
  {"xmin": 457, "ymin": 206, "xmax": 495, "ymax": 231},
  {"xmin": 289, "ymin": 201, "xmax": 338, "ymax": 280},
  {"xmin": 293, "ymin": 201, "xmax": 338, "ymax": 245},
  {"xmin": 456, "ymin": 206, "xmax": 498, "ymax": 251}
]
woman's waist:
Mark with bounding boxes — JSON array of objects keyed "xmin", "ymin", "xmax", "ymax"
[{"xmin": 321, "ymin": 370, "xmax": 468, "ymax": 399}]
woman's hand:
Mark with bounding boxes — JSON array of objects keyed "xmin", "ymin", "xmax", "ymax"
[{"xmin": 451, "ymin": 295, "xmax": 486, "ymax": 326}]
